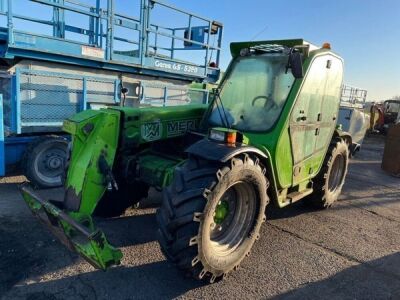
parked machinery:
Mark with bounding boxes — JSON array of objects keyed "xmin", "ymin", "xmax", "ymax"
[
  {"xmin": 22, "ymin": 39, "xmax": 352, "ymax": 283},
  {"xmin": 368, "ymin": 99, "xmax": 400, "ymax": 134},
  {"xmin": 0, "ymin": 0, "xmax": 222, "ymax": 187},
  {"xmin": 382, "ymin": 100, "xmax": 400, "ymax": 132},
  {"xmin": 337, "ymin": 85, "xmax": 369, "ymax": 153}
]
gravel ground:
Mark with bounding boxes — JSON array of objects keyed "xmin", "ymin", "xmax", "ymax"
[{"xmin": 0, "ymin": 135, "xmax": 399, "ymax": 299}]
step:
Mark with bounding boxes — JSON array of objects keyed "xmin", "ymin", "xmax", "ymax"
[{"xmin": 286, "ymin": 188, "xmax": 313, "ymax": 203}]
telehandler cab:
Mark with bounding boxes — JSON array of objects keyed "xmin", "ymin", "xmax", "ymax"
[{"xmin": 21, "ymin": 39, "xmax": 351, "ymax": 283}]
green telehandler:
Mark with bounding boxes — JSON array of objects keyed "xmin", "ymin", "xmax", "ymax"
[{"xmin": 21, "ymin": 39, "xmax": 351, "ymax": 283}]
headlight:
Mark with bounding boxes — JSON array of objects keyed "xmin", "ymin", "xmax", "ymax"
[
  {"xmin": 209, "ymin": 129, "xmax": 226, "ymax": 142},
  {"xmin": 209, "ymin": 129, "xmax": 237, "ymax": 145}
]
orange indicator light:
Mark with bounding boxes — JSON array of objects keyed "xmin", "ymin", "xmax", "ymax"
[
  {"xmin": 322, "ymin": 42, "xmax": 331, "ymax": 49},
  {"xmin": 226, "ymin": 131, "xmax": 237, "ymax": 144}
]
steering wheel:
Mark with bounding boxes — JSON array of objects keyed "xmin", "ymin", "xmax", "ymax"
[{"xmin": 251, "ymin": 95, "xmax": 277, "ymax": 110}]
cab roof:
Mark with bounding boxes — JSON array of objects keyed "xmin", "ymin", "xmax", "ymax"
[{"xmin": 230, "ymin": 39, "xmax": 320, "ymax": 58}]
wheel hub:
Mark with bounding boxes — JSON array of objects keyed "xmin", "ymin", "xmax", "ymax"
[
  {"xmin": 34, "ymin": 144, "xmax": 66, "ymax": 185},
  {"xmin": 208, "ymin": 181, "xmax": 257, "ymax": 257},
  {"xmin": 214, "ymin": 200, "xmax": 229, "ymax": 224},
  {"xmin": 46, "ymin": 155, "xmax": 62, "ymax": 170}
]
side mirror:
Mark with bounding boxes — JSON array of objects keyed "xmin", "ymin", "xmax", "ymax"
[{"xmin": 289, "ymin": 52, "xmax": 304, "ymax": 79}]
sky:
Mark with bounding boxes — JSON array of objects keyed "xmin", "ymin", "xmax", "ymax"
[
  {"xmin": 167, "ymin": 0, "xmax": 400, "ymax": 101},
  {"xmin": 8, "ymin": 0, "xmax": 400, "ymax": 101}
]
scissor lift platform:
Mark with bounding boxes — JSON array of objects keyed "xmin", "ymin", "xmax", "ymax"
[
  {"xmin": 0, "ymin": 0, "xmax": 222, "ymax": 182},
  {"xmin": 0, "ymin": 0, "xmax": 222, "ymax": 82}
]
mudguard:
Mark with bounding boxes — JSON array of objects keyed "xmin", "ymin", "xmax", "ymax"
[
  {"xmin": 185, "ymin": 138, "xmax": 268, "ymax": 163},
  {"xmin": 334, "ymin": 128, "xmax": 352, "ymax": 144},
  {"xmin": 333, "ymin": 128, "xmax": 357, "ymax": 155}
]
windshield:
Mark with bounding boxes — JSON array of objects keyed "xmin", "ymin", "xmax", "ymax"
[
  {"xmin": 208, "ymin": 54, "xmax": 295, "ymax": 131},
  {"xmin": 385, "ymin": 101, "xmax": 400, "ymax": 113}
]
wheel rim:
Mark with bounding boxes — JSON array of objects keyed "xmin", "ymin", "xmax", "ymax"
[
  {"xmin": 209, "ymin": 181, "xmax": 257, "ymax": 257},
  {"xmin": 328, "ymin": 154, "xmax": 346, "ymax": 193},
  {"xmin": 34, "ymin": 144, "xmax": 66, "ymax": 185}
]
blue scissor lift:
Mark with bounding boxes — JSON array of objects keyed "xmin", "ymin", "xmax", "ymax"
[{"xmin": 0, "ymin": 0, "xmax": 223, "ymax": 187}]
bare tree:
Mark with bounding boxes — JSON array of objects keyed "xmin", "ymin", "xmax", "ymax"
[{"xmin": 392, "ymin": 95, "xmax": 400, "ymax": 100}]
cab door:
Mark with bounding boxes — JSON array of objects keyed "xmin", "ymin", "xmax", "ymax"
[
  {"xmin": 315, "ymin": 57, "xmax": 344, "ymax": 154},
  {"xmin": 289, "ymin": 55, "xmax": 341, "ymax": 185}
]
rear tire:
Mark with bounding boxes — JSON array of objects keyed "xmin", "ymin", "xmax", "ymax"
[
  {"xmin": 157, "ymin": 154, "xmax": 269, "ymax": 283},
  {"xmin": 22, "ymin": 136, "xmax": 68, "ymax": 189},
  {"xmin": 308, "ymin": 139, "xmax": 349, "ymax": 208}
]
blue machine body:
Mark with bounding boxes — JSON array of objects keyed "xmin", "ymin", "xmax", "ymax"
[{"xmin": 0, "ymin": 95, "xmax": 4, "ymax": 175}]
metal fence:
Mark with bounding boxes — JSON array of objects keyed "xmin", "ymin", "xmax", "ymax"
[
  {"xmin": 141, "ymin": 83, "xmax": 209, "ymax": 107},
  {"xmin": 1, "ymin": 68, "xmax": 211, "ymax": 135},
  {"xmin": 341, "ymin": 85, "xmax": 367, "ymax": 107},
  {"xmin": 13, "ymin": 69, "xmax": 121, "ymax": 133}
]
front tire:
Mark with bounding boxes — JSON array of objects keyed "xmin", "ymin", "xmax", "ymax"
[
  {"xmin": 157, "ymin": 154, "xmax": 269, "ymax": 283},
  {"xmin": 308, "ymin": 139, "xmax": 349, "ymax": 208}
]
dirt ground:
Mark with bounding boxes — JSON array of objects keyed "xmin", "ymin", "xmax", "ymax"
[{"xmin": 0, "ymin": 135, "xmax": 399, "ymax": 299}]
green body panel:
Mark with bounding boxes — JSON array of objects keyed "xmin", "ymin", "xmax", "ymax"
[
  {"xmin": 119, "ymin": 105, "xmax": 206, "ymax": 187},
  {"xmin": 63, "ymin": 104, "xmax": 207, "ymax": 215},
  {"xmin": 21, "ymin": 38, "xmax": 346, "ymax": 270},
  {"xmin": 136, "ymin": 151, "xmax": 184, "ymax": 188},
  {"xmin": 63, "ymin": 109, "xmax": 121, "ymax": 215},
  {"xmin": 119, "ymin": 104, "xmax": 206, "ymax": 144},
  {"xmin": 275, "ymin": 132, "xmax": 293, "ymax": 187}
]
